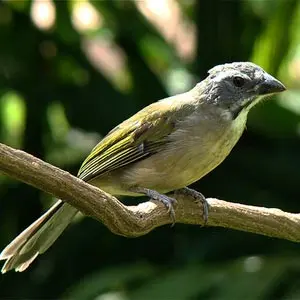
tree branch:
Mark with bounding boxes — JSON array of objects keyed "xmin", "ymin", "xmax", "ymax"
[{"xmin": 0, "ymin": 142, "xmax": 299, "ymax": 242}]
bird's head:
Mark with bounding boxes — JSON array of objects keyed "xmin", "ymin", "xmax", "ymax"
[{"xmin": 199, "ymin": 62, "xmax": 286, "ymax": 119}]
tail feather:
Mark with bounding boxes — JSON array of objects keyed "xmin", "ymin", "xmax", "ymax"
[
  {"xmin": 15, "ymin": 253, "xmax": 39, "ymax": 272},
  {"xmin": 0, "ymin": 201, "xmax": 78, "ymax": 273},
  {"xmin": 0, "ymin": 201, "xmax": 63, "ymax": 260}
]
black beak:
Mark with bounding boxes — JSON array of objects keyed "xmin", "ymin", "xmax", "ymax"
[{"xmin": 257, "ymin": 73, "xmax": 286, "ymax": 95}]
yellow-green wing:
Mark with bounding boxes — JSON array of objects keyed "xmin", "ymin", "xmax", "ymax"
[{"xmin": 77, "ymin": 103, "xmax": 175, "ymax": 182}]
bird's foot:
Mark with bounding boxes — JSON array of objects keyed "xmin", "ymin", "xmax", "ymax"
[
  {"xmin": 131, "ymin": 187, "xmax": 177, "ymax": 225},
  {"xmin": 175, "ymin": 187, "xmax": 209, "ymax": 225}
]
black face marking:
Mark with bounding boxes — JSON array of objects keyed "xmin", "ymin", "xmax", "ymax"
[{"xmin": 232, "ymin": 100, "xmax": 253, "ymax": 120}]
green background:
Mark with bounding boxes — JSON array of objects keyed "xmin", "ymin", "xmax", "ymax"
[{"xmin": 1, "ymin": 0, "xmax": 300, "ymax": 299}]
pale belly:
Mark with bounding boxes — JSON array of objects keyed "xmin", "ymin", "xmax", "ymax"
[{"xmin": 91, "ymin": 111, "xmax": 247, "ymax": 196}]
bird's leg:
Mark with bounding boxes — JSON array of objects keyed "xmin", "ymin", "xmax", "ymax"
[
  {"xmin": 174, "ymin": 187, "xmax": 209, "ymax": 225},
  {"xmin": 130, "ymin": 187, "xmax": 177, "ymax": 224}
]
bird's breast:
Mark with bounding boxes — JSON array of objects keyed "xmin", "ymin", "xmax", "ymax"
[{"xmin": 119, "ymin": 110, "xmax": 248, "ymax": 193}]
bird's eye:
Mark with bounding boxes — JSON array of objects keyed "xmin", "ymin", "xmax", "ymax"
[{"xmin": 233, "ymin": 76, "xmax": 245, "ymax": 88}]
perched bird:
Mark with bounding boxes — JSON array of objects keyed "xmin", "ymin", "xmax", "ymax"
[{"xmin": 0, "ymin": 62, "xmax": 285, "ymax": 273}]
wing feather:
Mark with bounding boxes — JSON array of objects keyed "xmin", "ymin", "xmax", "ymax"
[{"xmin": 77, "ymin": 102, "xmax": 176, "ymax": 182}]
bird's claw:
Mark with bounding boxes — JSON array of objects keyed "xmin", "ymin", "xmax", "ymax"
[
  {"xmin": 154, "ymin": 194, "xmax": 177, "ymax": 225},
  {"xmin": 130, "ymin": 187, "xmax": 177, "ymax": 225}
]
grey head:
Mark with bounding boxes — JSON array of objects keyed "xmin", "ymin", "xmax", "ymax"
[{"xmin": 198, "ymin": 62, "xmax": 286, "ymax": 119}]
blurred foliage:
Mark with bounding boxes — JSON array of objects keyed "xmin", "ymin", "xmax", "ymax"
[{"xmin": 0, "ymin": 0, "xmax": 300, "ymax": 299}]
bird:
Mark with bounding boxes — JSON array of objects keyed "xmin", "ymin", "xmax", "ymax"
[{"xmin": 0, "ymin": 62, "xmax": 286, "ymax": 273}]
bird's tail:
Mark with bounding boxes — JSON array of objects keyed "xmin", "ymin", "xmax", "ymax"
[{"xmin": 0, "ymin": 201, "xmax": 78, "ymax": 273}]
